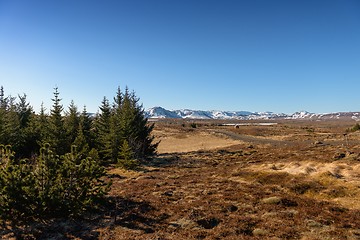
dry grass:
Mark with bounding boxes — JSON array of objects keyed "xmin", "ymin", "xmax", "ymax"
[
  {"xmin": 154, "ymin": 127, "xmax": 243, "ymax": 153},
  {"xmin": 2, "ymin": 119, "xmax": 360, "ymax": 239}
]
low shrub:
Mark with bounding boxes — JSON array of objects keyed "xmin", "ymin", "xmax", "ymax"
[{"xmin": 0, "ymin": 144, "xmax": 111, "ymax": 220}]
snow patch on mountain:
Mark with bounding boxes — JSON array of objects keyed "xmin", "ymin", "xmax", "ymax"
[
  {"xmin": 147, "ymin": 106, "xmax": 181, "ymax": 118},
  {"xmin": 145, "ymin": 107, "xmax": 360, "ymax": 120},
  {"xmin": 146, "ymin": 107, "xmax": 288, "ymax": 120}
]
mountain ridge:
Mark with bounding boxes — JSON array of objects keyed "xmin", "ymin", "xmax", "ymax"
[{"xmin": 145, "ymin": 106, "xmax": 360, "ymax": 121}]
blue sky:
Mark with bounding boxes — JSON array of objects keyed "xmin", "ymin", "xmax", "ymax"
[{"xmin": 0, "ymin": 0, "xmax": 359, "ymax": 114}]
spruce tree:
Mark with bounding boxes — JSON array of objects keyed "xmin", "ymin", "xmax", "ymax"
[
  {"xmin": 109, "ymin": 87, "xmax": 124, "ymax": 162},
  {"xmin": 15, "ymin": 94, "xmax": 36, "ymax": 157},
  {"xmin": 36, "ymin": 103, "xmax": 50, "ymax": 144},
  {"xmin": 100, "ymin": 86, "xmax": 159, "ymax": 164},
  {"xmin": 117, "ymin": 139, "xmax": 139, "ymax": 170},
  {"xmin": 3, "ymin": 100, "xmax": 21, "ymax": 152},
  {"xmin": 80, "ymin": 106, "xmax": 94, "ymax": 148},
  {"xmin": 94, "ymin": 97, "xmax": 112, "ymax": 161},
  {"xmin": 16, "ymin": 94, "xmax": 33, "ymax": 129},
  {"xmin": 72, "ymin": 107, "xmax": 93, "ymax": 159},
  {"xmin": 49, "ymin": 87, "xmax": 67, "ymax": 155},
  {"xmin": 0, "ymin": 90, "xmax": 37, "ymax": 157},
  {"xmin": 73, "ymin": 122, "xmax": 90, "ymax": 160},
  {"xmin": 119, "ymin": 87, "xmax": 158, "ymax": 159},
  {"xmin": 0, "ymin": 86, "xmax": 8, "ymax": 144},
  {"xmin": 0, "ymin": 86, "xmax": 8, "ymax": 109},
  {"xmin": 65, "ymin": 100, "xmax": 80, "ymax": 145}
]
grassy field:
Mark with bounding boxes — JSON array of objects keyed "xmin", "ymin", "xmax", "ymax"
[{"xmin": 2, "ymin": 119, "xmax": 360, "ymax": 239}]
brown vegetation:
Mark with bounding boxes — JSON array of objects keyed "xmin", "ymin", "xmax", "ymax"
[{"xmin": 2, "ymin": 119, "xmax": 360, "ymax": 239}]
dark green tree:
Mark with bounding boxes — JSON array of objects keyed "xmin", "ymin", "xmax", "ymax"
[
  {"xmin": 117, "ymin": 139, "xmax": 139, "ymax": 170},
  {"xmin": 95, "ymin": 86, "xmax": 159, "ymax": 164},
  {"xmin": 73, "ymin": 122, "xmax": 90, "ymax": 160},
  {"xmin": 49, "ymin": 87, "xmax": 67, "ymax": 155},
  {"xmin": 80, "ymin": 106, "xmax": 94, "ymax": 148},
  {"xmin": 0, "ymin": 143, "xmax": 110, "ymax": 219},
  {"xmin": 35, "ymin": 103, "xmax": 50, "ymax": 144},
  {"xmin": 0, "ymin": 145, "xmax": 35, "ymax": 218},
  {"xmin": 109, "ymin": 87, "xmax": 124, "ymax": 162},
  {"xmin": 119, "ymin": 87, "xmax": 158, "ymax": 159},
  {"xmin": 2, "ymin": 100, "xmax": 21, "ymax": 151},
  {"xmin": 0, "ymin": 90, "xmax": 37, "ymax": 157},
  {"xmin": 94, "ymin": 97, "xmax": 112, "ymax": 161},
  {"xmin": 65, "ymin": 100, "xmax": 80, "ymax": 145},
  {"xmin": 0, "ymin": 86, "xmax": 8, "ymax": 109},
  {"xmin": 16, "ymin": 94, "xmax": 36, "ymax": 157}
]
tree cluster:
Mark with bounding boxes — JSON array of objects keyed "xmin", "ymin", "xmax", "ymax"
[
  {"xmin": 0, "ymin": 85, "xmax": 158, "ymax": 219},
  {"xmin": 0, "ymin": 143, "xmax": 109, "ymax": 219},
  {"xmin": 0, "ymin": 86, "xmax": 158, "ymax": 163}
]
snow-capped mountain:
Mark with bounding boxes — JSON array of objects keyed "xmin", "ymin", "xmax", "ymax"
[
  {"xmin": 146, "ymin": 106, "xmax": 180, "ymax": 119},
  {"xmin": 285, "ymin": 111, "xmax": 316, "ymax": 119},
  {"xmin": 145, "ymin": 107, "xmax": 360, "ymax": 120},
  {"xmin": 145, "ymin": 107, "xmax": 287, "ymax": 120}
]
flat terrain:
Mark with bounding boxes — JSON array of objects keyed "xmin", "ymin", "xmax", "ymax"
[{"xmin": 2, "ymin": 120, "xmax": 360, "ymax": 239}]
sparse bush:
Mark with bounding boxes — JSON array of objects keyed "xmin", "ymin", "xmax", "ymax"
[{"xmin": 347, "ymin": 123, "xmax": 360, "ymax": 132}]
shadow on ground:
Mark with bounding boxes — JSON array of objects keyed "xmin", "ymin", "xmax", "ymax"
[{"xmin": 0, "ymin": 196, "xmax": 165, "ymax": 240}]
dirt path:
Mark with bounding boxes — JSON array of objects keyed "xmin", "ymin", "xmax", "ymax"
[{"xmin": 209, "ymin": 128, "xmax": 290, "ymax": 146}]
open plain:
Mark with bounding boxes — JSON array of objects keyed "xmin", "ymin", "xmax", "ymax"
[{"xmin": 3, "ymin": 119, "xmax": 360, "ymax": 239}]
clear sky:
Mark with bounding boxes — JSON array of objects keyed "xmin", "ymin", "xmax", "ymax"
[{"xmin": 0, "ymin": 0, "xmax": 359, "ymax": 114}]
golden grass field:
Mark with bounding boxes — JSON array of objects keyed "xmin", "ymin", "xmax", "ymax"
[{"xmin": 3, "ymin": 119, "xmax": 360, "ymax": 239}]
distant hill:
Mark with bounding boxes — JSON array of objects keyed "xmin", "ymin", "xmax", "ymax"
[{"xmin": 145, "ymin": 107, "xmax": 360, "ymax": 121}]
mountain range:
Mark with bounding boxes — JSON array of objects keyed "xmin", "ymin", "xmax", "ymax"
[{"xmin": 145, "ymin": 106, "xmax": 360, "ymax": 121}]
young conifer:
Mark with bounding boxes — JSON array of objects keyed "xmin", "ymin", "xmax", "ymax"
[
  {"xmin": 94, "ymin": 97, "xmax": 112, "ymax": 161},
  {"xmin": 49, "ymin": 87, "xmax": 67, "ymax": 155},
  {"xmin": 65, "ymin": 100, "xmax": 80, "ymax": 145}
]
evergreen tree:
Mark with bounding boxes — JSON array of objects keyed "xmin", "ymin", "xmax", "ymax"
[
  {"xmin": 73, "ymin": 122, "xmax": 90, "ymax": 160},
  {"xmin": 3, "ymin": 100, "xmax": 21, "ymax": 151},
  {"xmin": 15, "ymin": 94, "xmax": 36, "ymax": 157},
  {"xmin": 0, "ymin": 88, "xmax": 5, "ymax": 144},
  {"xmin": 97, "ymin": 86, "xmax": 159, "ymax": 163},
  {"xmin": 0, "ymin": 111, "xmax": 4, "ymax": 144},
  {"xmin": 37, "ymin": 102, "xmax": 50, "ymax": 143},
  {"xmin": 17, "ymin": 94, "xmax": 33, "ymax": 129},
  {"xmin": 0, "ymin": 143, "xmax": 110, "ymax": 219},
  {"xmin": 28, "ymin": 102, "xmax": 51, "ymax": 155},
  {"xmin": 0, "ymin": 145, "xmax": 35, "ymax": 218},
  {"xmin": 65, "ymin": 100, "xmax": 80, "ymax": 145},
  {"xmin": 94, "ymin": 97, "xmax": 112, "ymax": 161},
  {"xmin": 80, "ymin": 106, "xmax": 94, "ymax": 148},
  {"xmin": 72, "ymin": 107, "xmax": 93, "ymax": 159},
  {"xmin": 109, "ymin": 87, "xmax": 124, "ymax": 162},
  {"xmin": 49, "ymin": 87, "xmax": 67, "ymax": 155},
  {"xmin": 119, "ymin": 87, "xmax": 158, "ymax": 159},
  {"xmin": 0, "ymin": 90, "xmax": 37, "ymax": 157},
  {"xmin": 0, "ymin": 85, "xmax": 158, "ymax": 166},
  {"xmin": 117, "ymin": 139, "xmax": 139, "ymax": 170},
  {"xmin": 0, "ymin": 86, "xmax": 8, "ymax": 110}
]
